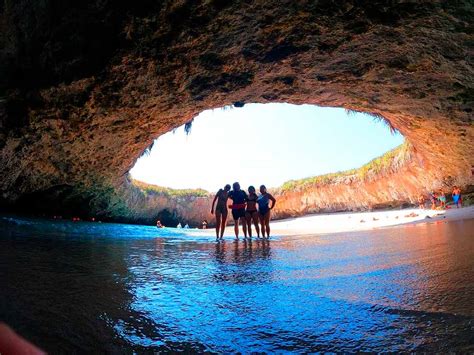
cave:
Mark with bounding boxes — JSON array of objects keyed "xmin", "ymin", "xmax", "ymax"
[{"xmin": 0, "ymin": 1, "xmax": 472, "ymax": 223}]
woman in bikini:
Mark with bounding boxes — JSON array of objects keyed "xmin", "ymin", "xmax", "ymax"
[
  {"xmin": 245, "ymin": 186, "xmax": 260, "ymax": 238},
  {"xmin": 438, "ymin": 190, "xmax": 447, "ymax": 209},
  {"xmin": 211, "ymin": 184, "xmax": 231, "ymax": 240},
  {"xmin": 257, "ymin": 185, "xmax": 276, "ymax": 239}
]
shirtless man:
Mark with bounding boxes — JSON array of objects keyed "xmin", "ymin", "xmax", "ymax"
[
  {"xmin": 452, "ymin": 186, "xmax": 462, "ymax": 208},
  {"xmin": 211, "ymin": 184, "xmax": 231, "ymax": 240}
]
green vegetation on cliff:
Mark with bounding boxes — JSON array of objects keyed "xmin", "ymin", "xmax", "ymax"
[
  {"xmin": 131, "ymin": 179, "xmax": 209, "ymax": 197},
  {"xmin": 280, "ymin": 141, "xmax": 411, "ymax": 192},
  {"xmin": 83, "ymin": 143, "xmax": 413, "ymax": 224}
]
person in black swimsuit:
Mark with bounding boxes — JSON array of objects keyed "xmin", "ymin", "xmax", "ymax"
[
  {"xmin": 257, "ymin": 185, "xmax": 276, "ymax": 239},
  {"xmin": 245, "ymin": 186, "xmax": 260, "ymax": 238},
  {"xmin": 211, "ymin": 184, "xmax": 231, "ymax": 240},
  {"xmin": 228, "ymin": 182, "xmax": 248, "ymax": 239}
]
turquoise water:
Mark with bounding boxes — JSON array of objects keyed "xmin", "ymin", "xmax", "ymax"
[{"xmin": 1, "ymin": 216, "xmax": 473, "ymax": 352}]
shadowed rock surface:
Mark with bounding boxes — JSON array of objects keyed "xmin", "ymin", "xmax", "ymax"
[{"xmin": 0, "ymin": 1, "xmax": 473, "ymax": 223}]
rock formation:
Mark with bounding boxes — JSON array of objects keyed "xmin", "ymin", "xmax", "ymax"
[{"xmin": 0, "ymin": 1, "xmax": 472, "ymax": 223}]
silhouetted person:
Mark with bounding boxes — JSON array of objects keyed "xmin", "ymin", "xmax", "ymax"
[
  {"xmin": 245, "ymin": 186, "xmax": 260, "ymax": 238},
  {"xmin": 211, "ymin": 184, "xmax": 231, "ymax": 240},
  {"xmin": 228, "ymin": 182, "xmax": 248, "ymax": 239},
  {"xmin": 257, "ymin": 185, "xmax": 276, "ymax": 239}
]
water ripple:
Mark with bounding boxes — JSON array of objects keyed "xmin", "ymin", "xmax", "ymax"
[{"xmin": 0, "ymin": 215, "xmax": 473, "ymax": 352}]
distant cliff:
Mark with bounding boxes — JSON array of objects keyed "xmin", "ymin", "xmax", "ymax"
[{"xmin": 102, "ymin": 142, "xmax": 468, "ymax": 226}]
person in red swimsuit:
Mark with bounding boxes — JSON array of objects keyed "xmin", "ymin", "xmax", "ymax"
[{"xmin": 228, "ymin": 182, "xmax": 248, "ymax": 239}]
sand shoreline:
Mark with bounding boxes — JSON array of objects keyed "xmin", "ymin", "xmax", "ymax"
[{"xmin": 218, "ymin": 205, "xmax": 474, "ymax": 236}]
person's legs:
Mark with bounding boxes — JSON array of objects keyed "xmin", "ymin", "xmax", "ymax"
[
  {"xmin": 220, "ymin": 211, "xmax": 228, "ymax": 238},
  {"xmin": 232, "ymin": 209, "xmax": 240, "ymax": 238},
  {"xmin": 215, "ymin": 211, "xmax": 222, "ymax": 239},
  {"xmin": 242, "ymin": 217, "xmax": 248, "ymax": 238},
  {"xmin": 259, "ymin": 214, "xmax": 266, "ymax": 238},
  {"xmin": 246, "ymin": 213, "xmax": 253, "ymax": 238},
  {"xmin": 454, "ymin": 195, "xmax": 461, "ymax": 208},
  {"xmin": 264, "ymin": 211, "xmax": 271, "ymax": 238},
  {"xmin": 234, "ymin": 219, "xmax": 239, "ymax": 238},
  {"xmin": 252, "ymin": 212, "xmax": 260, "ymax": 238}
]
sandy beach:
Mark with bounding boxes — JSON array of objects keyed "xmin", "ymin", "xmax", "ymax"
[{"xmin": 220, "ymin": 205, "xmax": 474, "ymax": 236}]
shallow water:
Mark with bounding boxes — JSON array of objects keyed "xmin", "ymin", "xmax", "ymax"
[{"xmin": 1, "ymin": 216, "xmax": 473, "ymax": 353}]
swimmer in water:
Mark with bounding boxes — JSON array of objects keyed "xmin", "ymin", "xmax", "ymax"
[
  {"xmin": 257, "ymin": 185, "xmax": 276, "ymax": 239},
  {"xmin": 211, "ymin": 184, "xmax": 231, "ymax": 240}
]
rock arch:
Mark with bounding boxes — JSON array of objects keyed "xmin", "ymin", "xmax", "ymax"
[{"xmin": 0, "ymin": 1, "xmax": 472, "ymax": 220}]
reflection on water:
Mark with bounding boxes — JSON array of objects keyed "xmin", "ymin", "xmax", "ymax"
[{"xmin": 0, "ymin": 216, "xmax": 473, "ymax": 352}]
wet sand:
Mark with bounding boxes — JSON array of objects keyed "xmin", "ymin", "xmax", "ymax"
[{"xmin": 222, "ymin": 205, "xmax": 474, "ymax": 236}]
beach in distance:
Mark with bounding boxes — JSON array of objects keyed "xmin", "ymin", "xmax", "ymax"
[{"xmin": 208, "ymin": 206, "xmax": 474, "ymax": 237}]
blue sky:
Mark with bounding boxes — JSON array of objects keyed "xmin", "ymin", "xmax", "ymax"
[{"xmin": 130, "ymin": 103, "xmax": 404, "ymax": 191}]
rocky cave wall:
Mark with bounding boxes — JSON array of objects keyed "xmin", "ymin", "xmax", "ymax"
[{"xmin": 0, "ymin": 0, "xmax": 473, "ymax": 222}]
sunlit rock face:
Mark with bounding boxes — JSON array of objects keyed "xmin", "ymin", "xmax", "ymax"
[
  {"xmin": 0, "ymin": 1, "xmax": 472, "ymax": 221},
  {"xmin": 272, "ymin": 143, "xmax": 426, "ymax": 218}
]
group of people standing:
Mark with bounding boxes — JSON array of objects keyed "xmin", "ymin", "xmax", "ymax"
[
  {"xmin": 211, "ymin": 182, "xmax": 276, "ymax": 240},
  {"xmin": 419, "ymin": 186, "xmax": 463, "ymax": 210}
]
